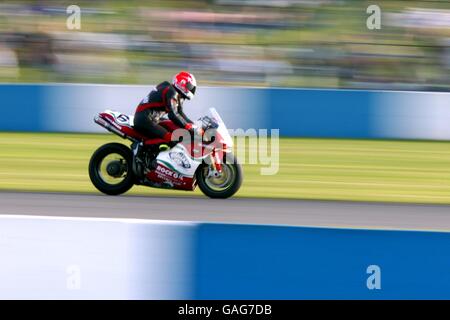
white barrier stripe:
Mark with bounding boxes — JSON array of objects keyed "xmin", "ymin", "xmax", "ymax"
[{"xmin": 0, "ymin": 214, "xmax": 197, "ymax": 226}]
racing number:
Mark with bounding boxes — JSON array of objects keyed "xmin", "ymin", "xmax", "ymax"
[{"xmin": 117, "ymin": 114, "xmax": 129, "ymax": 124}]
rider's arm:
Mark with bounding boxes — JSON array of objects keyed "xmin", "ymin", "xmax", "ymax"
[
  {"xmin": 178, "ymin": 106, "xmax": 193, "ymax": 124},
  {"xmin": 165, "ymin": 88, "xmax": 192, "ymax": 130}
]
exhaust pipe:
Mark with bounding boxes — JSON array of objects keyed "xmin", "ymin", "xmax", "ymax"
[
  {"xmin": 94, "ymin": 115, "xmax": 127, "ymax": 138},
  {"xmin": 94, "ymin": 115, "xmax": 140, "ymax": 143}
]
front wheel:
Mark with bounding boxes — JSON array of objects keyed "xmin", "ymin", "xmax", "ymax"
[
  {"xmin": 89, "ymin": 143, "xmax": 135, "ymax": 195},
  {"xmin": 196, "ymin": 153, "xmax": 243, "ymax": 199}
]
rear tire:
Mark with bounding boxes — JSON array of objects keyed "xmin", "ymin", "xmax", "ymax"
[
  {"xmin": 89, "ymin": 143, "xmax": 135, "ymax": 195},
  {"xmin": 196, "ymin": 153, "xmax": 243, "ymax": 199}
]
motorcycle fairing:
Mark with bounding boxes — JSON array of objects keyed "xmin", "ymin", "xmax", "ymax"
[{"xmin": 145, "ymin": 143, "xmax": 205, "ymax": 190}]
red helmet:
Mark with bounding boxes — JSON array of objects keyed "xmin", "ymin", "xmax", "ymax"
[{"xmin": 172, "ymin": 71, "xmax": 197, "ymax": 100}]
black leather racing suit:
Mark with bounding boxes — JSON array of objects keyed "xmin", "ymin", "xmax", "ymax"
[{"xmin": 133, "ymin": 81, "xmax": 193, "ymax": 143}]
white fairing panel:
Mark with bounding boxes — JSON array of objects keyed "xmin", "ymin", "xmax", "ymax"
[{"xmin": 155, "ymin": 144, "xmax": 203, "ymax": 178}]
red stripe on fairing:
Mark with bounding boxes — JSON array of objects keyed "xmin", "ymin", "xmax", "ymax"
[
  {"xmin": 146, "ymin": 163, "xmax": 195, "ymax": 191},
  {"xmin": 144, "ymin": 138, "xmax": 167, "ymax": 146},
  {"xmin": 100, "ymin": 113, "xmax": 114, "ymax": 122},
  {"xmin": 121, "ymin": 126, "xmax": 148, "ymax": 140}
]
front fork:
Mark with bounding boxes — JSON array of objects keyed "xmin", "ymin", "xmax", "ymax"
[{"xmin": 207, "ymin": 150, "xmax": 223, "ymax": 178}]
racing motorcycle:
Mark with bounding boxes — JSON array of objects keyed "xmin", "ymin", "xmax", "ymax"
[{"xmin": 88, "ymin": 108, "xmax": 242, "ymax": 198}]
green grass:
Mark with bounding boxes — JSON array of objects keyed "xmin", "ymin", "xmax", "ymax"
[{"xmin": 2, "ymin": 132, "xmax": 450, "ymax": 204}]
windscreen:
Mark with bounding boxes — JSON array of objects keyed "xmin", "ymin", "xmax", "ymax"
[{"xmin": 209, "ymin": 108, "xmax": 233, "ymax": 148}]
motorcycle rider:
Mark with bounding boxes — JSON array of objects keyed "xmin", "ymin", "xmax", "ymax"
[{"xmin": 133, "ymin": 71, "xmax": 202, "ymax": 152}]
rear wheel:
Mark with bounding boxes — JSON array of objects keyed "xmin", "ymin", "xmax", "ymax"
[
  {"xmin": 89, "ymin": 143, "xmax": 134, "ymax": 195},
  {"xmin": 196, "ymin": 153, "xmax": 243, "ymax": 199}
]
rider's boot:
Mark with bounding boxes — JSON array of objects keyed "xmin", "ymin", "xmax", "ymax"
[
  {"xmin": 159, "ymin": 144, "xmax": 170, "ymax": 152},
  {"xmin": 158, "ymin": 140, "xmax": 179, "ymax": 152}
]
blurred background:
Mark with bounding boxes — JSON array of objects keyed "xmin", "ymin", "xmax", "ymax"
[
  {"xmin": 1, "ymin": 0, "xmax": 450, "ymax": 302},
  {"xmin": 1, "ymin": 0, "xmax": 450, "ymax": 204},
  {"xmin": 0, "ymin": 0, "xmax": 449, "ymax": 91}
]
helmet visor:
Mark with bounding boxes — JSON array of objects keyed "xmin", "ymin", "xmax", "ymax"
[{"xmin": 186, "ymin": 81, "xmax": 196, "ymax": 95}]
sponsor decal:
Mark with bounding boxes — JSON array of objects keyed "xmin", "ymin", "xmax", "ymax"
[
  {"xmin": 156, "ymin": 165, "xmax": 183, "ymax": 180},
  {"xmin": 169, "ymin": 151, "xmax": 191, "ymax": 169}
]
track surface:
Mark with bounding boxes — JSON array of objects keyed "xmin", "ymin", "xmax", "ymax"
[{"xmin": 1, "ymin": 191, "xmax": 450, "ymax": 231}]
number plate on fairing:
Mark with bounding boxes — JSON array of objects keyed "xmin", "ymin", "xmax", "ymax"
[{"xmin": 104, "ymin": 110, "xmax": 135, "ymax": 127}]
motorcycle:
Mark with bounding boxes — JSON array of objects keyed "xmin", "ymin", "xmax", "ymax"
[{"xmin": 88, "ymin": 108, "xmax": 243, "ymax": 198}]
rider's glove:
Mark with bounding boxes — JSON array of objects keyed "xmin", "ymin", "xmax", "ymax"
[{"xmin": 185, "ymin": 123, "xmax": 204, "ymax": 136}]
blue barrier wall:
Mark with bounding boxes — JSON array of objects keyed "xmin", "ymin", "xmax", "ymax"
[
  {"xmin": 194, "ymin": 224, "xmax": 450, "ymax": 299},
  {"xmin": 1, "ymin": 214, "xmax": 450, "ymax": 299},
  {"xmin": 265, "ymin": 88, "xmax": 375, "ymax": 138},
  {"xmin": 1, "ymin": 84, "xmax": 450, "ymax": 139},
  {"xmin": 0, "ymin": 85, "xmax": 45, "ymax": 131}
]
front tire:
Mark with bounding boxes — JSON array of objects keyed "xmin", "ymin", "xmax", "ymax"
[
  {"xmin": 89, "ymin": 143, "xmax": 135, "ymax": 195},
  {"xmin": 196, "ymin": 153, "xmax": 243, "ymax": 199}
]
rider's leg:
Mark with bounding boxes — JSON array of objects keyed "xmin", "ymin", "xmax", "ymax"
[
  {"xmin": 134, "ymin": 111, "xmax": 175, "ymax": 146},
  {"xmin": 145, "ymin": 122, "xmax": 171, "ymax": 142},
  {"xmin": 134, "ymin": 111, "xmax": 165, "ymax": 139}
]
